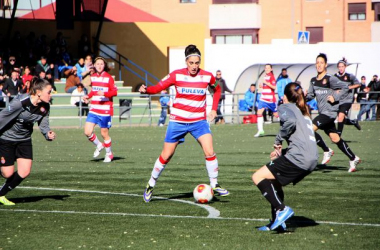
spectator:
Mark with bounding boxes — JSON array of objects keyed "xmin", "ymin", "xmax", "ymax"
[
  {"xmin": 0, "ymin": 56, "xmax": 6, "ymax": 83},
  {"xmin": 24, "ymin": 48, "xmax": 37, "ymax": 69},
  {"xmin": 75, "ymin": 58, "xmax": 86, "ymax": 81},
  {"xmin": 214, "ymin": 70, "xmax": 233, "ymax": 124},
  {"xmin": 2, "ymin": 70, "xmax": 23, "ymax": 100},
  {"xmin": 244, "ymin": 84, "xmax": 257, "ymax": 112},
  {"xmin": 70, "ymin": 83, "xmax": 89, "ymax": 116},
  {"xmin": 35, "ymin": 55, "xmax": 54, "ymax": 76},
  {"xmin": 276, "ymin": 68, "xmax": 292, "ymax": 106},
  {"xmin": 78, "ymin": 34, "xmax": 92, "ymax": 58},
  {"xmin": 356, "ymin": 76, "xmax": 370, "ymax": 121},
  {"xmin": 0, "ymin": 82, "xmax": 5, "ymax": 109},
  {"xmin": 60, "ymin": 46, "xmax": 72, "ymax": 67},
  {"xmin": 21, "ymin": 66, "xmax": 33, "ymax": 94},
  {"xmin": 81, "ymin": 55, "xmax": 94, "ymax": 90},
  {"xmin": 5, "ymin": 56, "xmax": 21, "ymax": 76},
  {"xmin": 158, "ymin": 90, "xmax": 170, "ymax": 126},
  {"xmin": 363, "ymin": 75, "xmax": 379, "ymax": 121},
  {"xmin": 64, "ymin": 66, "xmax": 80, "ymax": 93}
]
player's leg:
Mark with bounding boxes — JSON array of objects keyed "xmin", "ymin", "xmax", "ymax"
[
  {"xmin": 336, "ymin": 111, "xmax": 346, "ymax": 136},
  {"xmin": 144, "ymin": 122, "xmax": 184, "ymax": 202},
  {"xmin": 313, "ymin": 117, "xmax": 334, "ymax": 164},
  {"xmin": 143, "ymin": 141, "xmax": 178, "ymax": 203},
  {"xmin": 100, "ymin": 126, "xmax": 113, "ymax": 163},
  {"xmin": 84, "ymin": 116, "xmax": 104, "ymax": 158},
  {"xmin": 0, "ymin": 159, "xmax": 32, "ymax": 205},
  {"xmin": 328, "ymin": 131, "xmax": 361, "ymax": 172},
  {"xmin": 0, "ymin": 165, "xmax": 16, "ymax": 205},
  {"xmin": 255, "ymin": 105, "xmax": 265, "ymax": 137}
]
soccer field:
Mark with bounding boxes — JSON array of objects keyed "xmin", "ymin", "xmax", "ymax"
[{"xmin": 1, "ymin": 123, "xmax": 380, "ymax": 250}]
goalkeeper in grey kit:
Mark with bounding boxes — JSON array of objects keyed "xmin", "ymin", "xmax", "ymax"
[
  {"xmin": 252, "ymin": 82, "xmax": 318, "ymax": 231},
  {"xmin": 0, "ymin": 78, "xmax": 56, "ymax": 205}
]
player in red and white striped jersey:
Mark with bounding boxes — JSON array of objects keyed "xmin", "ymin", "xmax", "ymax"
[
  {"xmin": 254, "ymin": 64, "xmax": 279, "ymax": 137},
  {"xmin": 139, "ymin": 45, "xmax": 229, "ymax": 202},
  {"xmin": 83, "ymin": 57, "xmax": 117, "ymax": 163}
]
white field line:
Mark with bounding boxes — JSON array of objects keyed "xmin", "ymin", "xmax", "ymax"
[
  {"xmin": 1, "ymin": 186, "xmax": 379, "ymax": 228},
  {"xmin": 18, "ymin": 186, "xmax": 220, "ymax": 218}
]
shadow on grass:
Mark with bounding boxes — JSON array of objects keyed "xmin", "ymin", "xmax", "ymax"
[
  {"xmin": 151, "ymin": 192, "xmax": 229, "ymax": 203},
  {"xmin": 9, "ymin": 195, "xmax": 70, "ymax": 203},
  {"xmin": 91, "ymin": 156, "xmax": 125, "ymax": 162},
  {"xmin": 314, "ymin": 164, "xmax": 347, "ymax": 172},
  {"xmin": 260, "ymin": 216, "xmax": 319, "ymax": 234}
]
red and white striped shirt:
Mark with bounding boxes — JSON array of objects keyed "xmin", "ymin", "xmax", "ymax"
[
  {"xmin": 146, "ymin": 68, "xmax": 221, "ymax": 123},
  {"xmin": 260, "ymin": 72, "xmax": 276, "ymax": 103},
  {"xmin": 88, "ymin": 71, "xmax": 118, "ymax": 116}
]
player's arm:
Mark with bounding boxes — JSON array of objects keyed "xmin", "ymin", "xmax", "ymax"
[
  {"xmin": 104, "ymin": 77, "xmax": 118, "ymax": 98},
  {"xmin": 329, "ymin": 76, "xmax": 349, "ymax": 102},
  {"xmin": 305, "ymin": 81, "xmax": 315, "ymax": 101},
  {"xmin": 0, "ymin": 99, "xmax": 23, "ymax": 132},
  {"xmin": 37, "ymin": 110, "xmax": 55, "ymax": 141},
  {"xmin": 140, "ymin": 73, "xmax": 175, "ymax": 95},
  {"xmin": 349, "ymin": 74, "xmax": 361, "ymax": 90}
]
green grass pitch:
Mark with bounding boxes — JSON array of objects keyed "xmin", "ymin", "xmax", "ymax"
[{"xmin": 1, "ymin": 122, "xmax": 379, "ymax": 249}]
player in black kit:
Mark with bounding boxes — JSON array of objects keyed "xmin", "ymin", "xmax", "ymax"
[
  {"xmin": 0, "ymin": 78, "xmax": 56, "ymax": 205},
  {"xmin": 334, "ymin": 57, "xmax": 361, "ymax": 135}
]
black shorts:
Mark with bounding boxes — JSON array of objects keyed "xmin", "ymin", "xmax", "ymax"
[
  {"xmin": 0, "ymin": 139, "xmax": 33, "ymax": 167},
  {"xmin": 338, "ymin": 103, "xmax": 352, "ymax": 116},
  {"xmin": 266, "ymin": 155, "xmax": 312, "ymax": 186},
  {"xmin": 313, "ymin": 114, "xmax": 338, "ymax": 135}
]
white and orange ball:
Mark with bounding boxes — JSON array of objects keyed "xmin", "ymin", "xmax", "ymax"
[{"xmin": 193, "ymin": 184, "xmax": 214, "ymax": 204}]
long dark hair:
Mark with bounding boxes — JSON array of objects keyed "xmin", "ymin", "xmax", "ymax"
[
  {"xmin": 316, "ymin": 53, "xmax": 327, "ymax": 63},
  {"xmin": 284, "ymin": 82, "xmax": 310, "ymax": 117},
  {"xmin": 185, "ymin": 44, "xmax": 201, "ymax": 58},
  {"xmin": 29, "ymin": 77, "xmax": 51, "ymax": 96}
]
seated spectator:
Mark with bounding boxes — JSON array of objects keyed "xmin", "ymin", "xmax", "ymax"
[
  {"xmin": 0, "ymin": 56, "xmax": 6, "ymax": 83},
  {"xmin": 0, "ymin": 82, "xmax": 6, "ymax": 109},
  {"xmin": 21, "ymin": 66, "xmax": 33, "ymax": 94},
  {"xmin": 35, "ymin": 55, "xmax": 54, "ymax": 76},
  {"xmin": 2, "ymin": 70, "xmax": 23, "ymax": 100},
  {"xmin": 245, "ymin": 84, "xmax": 257, "ymax": 112},
  {"xmin": 5, "ymin": 56, "xmax": 22, "ymax": 76},
  {"xmin": 81, "ymin": 55, "xmax": 94, "ymax": 90},
  {"xmin": 64, "ymin": 66, "xmax": 80, "ymax": 93},
  {"xmin": 70, "ymin": 83, "xmax": 89, "ymax": 116},
  {"xmin": 75, "ymin": 58, "xmax": 86, "ymax": 81}
]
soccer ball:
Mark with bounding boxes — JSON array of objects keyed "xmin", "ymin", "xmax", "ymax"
[{"xmin": 193, "ymin": 184, "xmax": 214, "ymax": 204}]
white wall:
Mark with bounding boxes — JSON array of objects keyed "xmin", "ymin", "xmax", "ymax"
[{"xmin": 209, "ymin": 4, "xmax": 261, "ymax": 29}]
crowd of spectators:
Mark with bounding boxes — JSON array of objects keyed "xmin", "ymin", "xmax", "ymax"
[{"xmin": 0, "ymin": 31, "xmax": 94, "ymax": 111}]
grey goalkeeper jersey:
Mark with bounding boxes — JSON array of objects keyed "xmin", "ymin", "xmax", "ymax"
[
  {"xmin": 306, "ymin": 74, "xmax": 349, "ymax": 119},
  {"xmin": 275, "ymin": 103, "xmax": 318, "ymax": 171},
  {"xmin": 334, "ymin": 72, "xmax": 360, "ymax": 104},
  {"xmin": 0, "ymin": 94, "xmax": 51, "ymax": 141}
]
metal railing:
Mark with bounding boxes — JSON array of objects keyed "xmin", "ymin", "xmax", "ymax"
[
  {"xmin": 1, "ymin": 91, "xmax": 380, "ymax": 128},
  {"xmin": 96, "ymin": 40, "xmax": 160, "ymax": 86}
]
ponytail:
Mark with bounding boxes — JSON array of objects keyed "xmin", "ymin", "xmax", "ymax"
[{"xmin": 284, "ymin": 82, "xmax": 310, "ymax": 117}]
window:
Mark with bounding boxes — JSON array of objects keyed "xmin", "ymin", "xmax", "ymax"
[
  {"xmin": 180, "ymin": 0, "xmax": 196, "ymax": 3},
  {"xmin": 348, "ymin": 3, "xmax": 366, "ymax": 20},
  {"xmin": 211, "ymin": 29, "xmax": 258, "ymax": 44},
  {"xmin": 374, "ymin": 3, "xmax": 380, "ymax": 21},
  {"xmin": 306, "ymin": 27, "xmax": 323, "ymax": 44}
]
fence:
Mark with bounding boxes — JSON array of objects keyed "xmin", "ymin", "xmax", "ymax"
[{"xmin": 1, "ymin": 91, "xmax": 379, "ymax": 128}]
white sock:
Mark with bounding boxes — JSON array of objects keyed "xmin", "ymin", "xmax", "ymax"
[
  {"xmin": 148, "ymin": 156, "xmax": 169, "ymax": 187},
  {"xmin": 88, "ymin": 133, "xmax": 101, "ymax": 147},
  {"xmin": 104, "ymin": 138, "xmax": 112, "ymax": 154},
  {"xmin": 257, "ymin": 116, "xmax": 264, "ymax": 132},
  {"xmin": 206, "ymin": 154, "xmax": 218, "ymax": 188}
]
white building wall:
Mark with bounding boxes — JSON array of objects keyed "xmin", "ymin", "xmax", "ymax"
[{"xmin": 209, "ymin": 4, "xmax": 261, "ymax": 29}]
